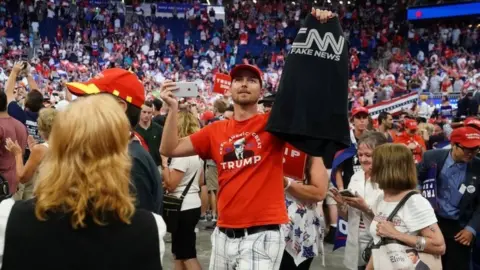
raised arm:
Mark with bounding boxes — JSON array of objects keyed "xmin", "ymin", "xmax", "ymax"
[
  {"xmin": 26, "ymin": 70, "xmax": 39, "ymax": 92},
  {"xmin": 4, "ymin": 62, "xmax": 23, "ymax": 104},
  {"xmin": 159, "ymin": 80, "xmax": 197, "ymax": 158}
]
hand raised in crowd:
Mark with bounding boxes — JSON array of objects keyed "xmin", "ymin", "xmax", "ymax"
[
  {"xmin": 376, "ymin": 220, "xmax": 400, "ymax": 239},
  {"xmin": 5, "ymin": 138, "xmax": 22, "ymax": 156},
  {"xmin": 454, "ymin": 228, "xmax": 473, "ymax": 246},
  {"xmin": 311, "ymin": 8, "xmax": 335, "ymax": 23},
  {"xmin": 159, "ymin": 80, "xmax": 179, "ymax": 109},
  {"xmin": 12, "ymin": 62, "xmax": 24, "ymax": 74}
]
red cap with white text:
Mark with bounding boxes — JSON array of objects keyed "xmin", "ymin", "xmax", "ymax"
[{"xmin": 450, "ymin": 127, "xmax": 480, "ymax": 148}]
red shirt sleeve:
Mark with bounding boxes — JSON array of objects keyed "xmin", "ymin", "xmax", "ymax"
[
  {"xmin": 393, "ymin": 134, "xmax": 406, "ymax": 144},
  {"xmin": 189, "ymin": 124, "xmax": 213, "ymax": 160}
]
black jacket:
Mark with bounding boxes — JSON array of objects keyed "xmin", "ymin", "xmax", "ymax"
[
  {"xmin": 2, "ymin": 199, "xmax": 163, "ymax": 270},
  {"xmin": 129, "ymin": 141, "xmax": 163, "ymax": 214}
]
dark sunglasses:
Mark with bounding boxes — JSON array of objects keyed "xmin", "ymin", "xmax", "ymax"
[{"xmin": 455, "ymin": 144, "xmax": 480, "ymax": 154}]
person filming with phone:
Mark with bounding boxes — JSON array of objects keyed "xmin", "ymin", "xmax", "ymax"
[
  {"xmin": 158, "ymin": 9, "xmax": 336, "ymax": 270},
  {"xmin": 329, "ymin": 132, "xmax": 387, "ymax": 270}
]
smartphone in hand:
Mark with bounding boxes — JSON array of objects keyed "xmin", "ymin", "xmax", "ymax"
[
  {"xmin": 174, "ymin": 82, "xmax": 199, "ymax": 98},
  {"xmin": 339, "ymin": 189, "xmax": 356, "ymax": 198}
]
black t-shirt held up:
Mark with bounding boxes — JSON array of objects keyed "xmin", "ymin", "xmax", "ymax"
[{"xmin": 266, "ymin": 15, "xmax": 350, "ymax": 157}]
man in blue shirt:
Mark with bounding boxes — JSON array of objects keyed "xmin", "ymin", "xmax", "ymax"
[
  {"xmin": 4, "ymin": 62, "xmax": 44, "ymax": 161},
  {"xmin": 418, "ymin": 127, "xmax": 480, "ymax": 270}
]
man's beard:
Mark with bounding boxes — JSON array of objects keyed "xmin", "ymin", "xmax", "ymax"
[{"xmin": 232, "ymin": 96, "xmax": 257, "ymax": 106}]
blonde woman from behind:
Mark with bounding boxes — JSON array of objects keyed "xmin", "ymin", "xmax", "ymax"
[
  {"xmin": 0, "ymin": 95, "xmax": 166, "ymax": 270},
  {"xmin": 6, "ymin": 108, "xmax": 57, "ymax": 200}
]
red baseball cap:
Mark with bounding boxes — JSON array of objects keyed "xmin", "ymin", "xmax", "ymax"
[
  {"xmin": 201, "ymin": 111, "xmax": 214, "ymax": 122},
  {"xmin": 450, "ymin": 127, "xmax": 480, "ymax": 148},
  {"xmin": 229, "ymin": 64, "xmax": 263, "ymax": 85},
  {"xmin": 351, "ymin": 107, "xmax": 369, "ymax": 117},
  {"xmin": 405, "ymin": 119, "xmax": 418, "ymax": 131},
  {"xmin": 66, "ymin": 68, "xmax": 145, "ymax": 108},
  {"xmin": 464, "ymin": 117, "xmax": 480, "ymax": 131}
]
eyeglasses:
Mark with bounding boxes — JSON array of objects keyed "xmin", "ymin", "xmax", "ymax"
[{"xmin": 455, "ymin": 144, "xmax": 480, "ymax": 154}]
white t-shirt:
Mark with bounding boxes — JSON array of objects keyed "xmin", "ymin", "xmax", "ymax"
[
  {"xmin": 31, "ymin": 22, "xmax": 39, "ymax": 33},
  {"xmin": 169, "ymin": 156, "xmax": 203, "ymax": 211},
  {"xmin": 47, "ymin": 9, "xmax": 55, "ymax": 18},
  {"xmin": 369, "ymin": 193, "xmax": 437, "ymax": 245},
  {"xmin": 55, "ymin": 100, "xmax": 70, "ymax": 111},
  {"xmin": 418, "ymin": 101, "xmax": 430, "ymax": 119}
]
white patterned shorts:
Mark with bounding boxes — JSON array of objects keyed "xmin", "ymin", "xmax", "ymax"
[{"xmin": 209, "ymin": 227, "xmax": 286, "ymax": 270}]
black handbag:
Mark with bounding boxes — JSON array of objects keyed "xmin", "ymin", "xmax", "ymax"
[
  {"xmin": 362, "ymin": 191, "xmax": 417, "ymax": 263},
  {"xmin": 162, "ymin": 172, "xmax": 197, "ymax": 233},
  {"xmin": 0, "ymin": 174, "xmax": 11, "ymax": 202}
]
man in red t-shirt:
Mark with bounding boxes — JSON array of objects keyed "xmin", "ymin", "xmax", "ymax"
[
  {"xmin": 394, "ymin": 119, "xmax": 426, "ymax": 163},
  {"xmin": 161, "ymin": 64, "xmax": 288, "ymax": 269},
  {"xmin": 159, "ymin": 9, "xmax": 333, "ymax": 270}
]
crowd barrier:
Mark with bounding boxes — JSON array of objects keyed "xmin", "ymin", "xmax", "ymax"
[{"xmin": 367, "ymin": 91, "xmax": 461, "ymax": 119}]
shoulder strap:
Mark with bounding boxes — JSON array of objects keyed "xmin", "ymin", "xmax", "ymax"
[
  {"xmin": 386, "ymin": 191, "xmax": 418, "ymax": 221},
  {"xmin": 179, "ymin": 171, "xmax": 198, "ymax": 200}
]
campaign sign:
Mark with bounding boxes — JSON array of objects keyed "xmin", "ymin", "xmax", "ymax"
[
  {"xmin": 333, "ymin": 217, "xmax": 348, "ymax": 250},
  {"xmin": 421, "ymin": 165, "xmax": 438, "ymax": 209},
  {"xmin": 88, "ymin": 0, "xmax": 112, "ymax": 7},
  {"xmin": 213, "ymin": 73, "xmax": 232, "ymax": 95},
  {"xmin": 283, "ymin": 145, "xmax": 307, "ymax": 180}
]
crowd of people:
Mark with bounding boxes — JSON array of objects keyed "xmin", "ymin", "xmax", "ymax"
[
  {"xmin": 0, "ymin": 0, "xmax": 480, "ymax": 270},
  {"xmin": 0, "ymin": 0, "xmax": 479, "ymax": 109}
]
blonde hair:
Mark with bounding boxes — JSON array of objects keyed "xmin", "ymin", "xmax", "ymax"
[
  {"xmin": 178, "ymin": 109, "xmax": 200, "ymax": 138},
  {"xmin": 213, "ymin": 99, "xmax": 228, "ymax": 114},
  {"xmin": 35, "ymin": 94, "xmax": 135, "ymax": 229},
  {"xmin": 37, "ymin": 108, "xmax": 58, "ymax": 140},
  {"xmin": 371, "ymin": 144, "xmax": 417, "ymax": 193},
  {"xmin": 418, "ymin": 123, "xmax": 434, "ymax": 136}
]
